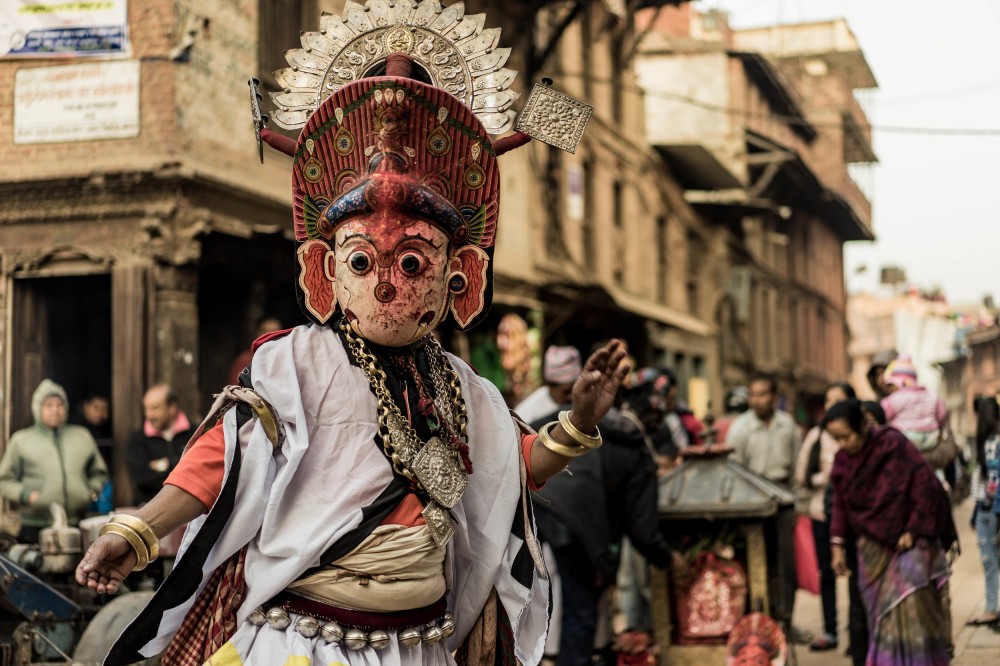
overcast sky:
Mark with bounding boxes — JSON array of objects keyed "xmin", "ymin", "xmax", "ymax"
[{"xmin": 695, "ymin": 0, "xmax": 1000, "ymax": 306}]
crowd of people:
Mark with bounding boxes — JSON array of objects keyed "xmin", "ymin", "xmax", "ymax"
[
  {"xmin": 1, "ymin": 336, "xmax": 987, "ymax": 666},
  {"xmin": 513, "ymin": 344, "xmax": 980, "ymax": 666},
  {"xmin": 0, "ymin": 379, "xmax": 199, "ymax": 544},
  {"xmin": 0, "ymin": 316, "xmax": 282, "ymax": 545}
]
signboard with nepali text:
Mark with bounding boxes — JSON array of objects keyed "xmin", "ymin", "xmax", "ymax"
[
  {"xmin": 0, "ymin": 1, "xmax": 130, "ymax": 59},
  {"xmin": 14, "ymin": 60, "xmax": 140, "ymax": 144}
]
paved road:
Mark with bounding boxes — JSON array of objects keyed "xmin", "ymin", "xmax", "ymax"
[{"xmin": 794, "ymin": 498, "xmax": 1000, "ymax": 665}]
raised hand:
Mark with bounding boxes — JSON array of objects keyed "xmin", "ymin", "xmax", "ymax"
[
  {"xmin": 75, "ymin": 534, "xmax": 138, "ymax": 595},
  {"xmin": 568, "ymin": 339, "xmax": 631, "ymax": 434}
]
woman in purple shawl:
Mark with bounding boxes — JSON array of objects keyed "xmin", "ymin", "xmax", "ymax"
[{"xmin": 825, "ymin": 399, "xmax": 956, "ymax": 666}]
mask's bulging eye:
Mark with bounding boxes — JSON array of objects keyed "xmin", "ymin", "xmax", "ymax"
[
  {"xmin": 348, "ymin": 251, "xmax": 372, "ymax": 275},
  {"xmin": 398, "ymin": 252, "xmax": 427, "ymax": 276}
]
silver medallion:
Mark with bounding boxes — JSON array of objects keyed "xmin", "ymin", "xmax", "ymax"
[
  {"xmin": 412, "ymin": 435, "xmax": 468, "ymax": 509},
  {"xmin": 422, "ymin": 500, "xmax": 457, "ymax": 549}
]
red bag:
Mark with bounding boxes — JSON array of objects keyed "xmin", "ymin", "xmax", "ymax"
[
  {"xmin": 674, "ymin": 553, "xmax": 747, "ymax": 645},
  {"xmin": 794, "ymin": 515, "xmax": 820, "ymax": 595}
]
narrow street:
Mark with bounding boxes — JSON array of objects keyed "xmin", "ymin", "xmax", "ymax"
[{"xmin": 795, "ymin": 499, "xmax": 1000, "ymax": 665}]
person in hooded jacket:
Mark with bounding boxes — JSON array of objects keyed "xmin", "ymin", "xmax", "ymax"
[{"xmin": 0, "ymin": 379, "xmax": 108, "ymax": 543}]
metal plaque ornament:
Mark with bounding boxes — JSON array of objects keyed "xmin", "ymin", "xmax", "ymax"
[
  {"xmin": 514, "ymin": 83, "xmax": 593, "ymax": 154},
  {"xmin": 411, "ymin": 435, "xmax": 468, "ymax": 509},
  {"xmin": 248, "ymin": 77, "xmax": 268, "ymax": 164},
  {"xmin": 421, "ymin": 500, "xmax": 457, "ymax": 549}
]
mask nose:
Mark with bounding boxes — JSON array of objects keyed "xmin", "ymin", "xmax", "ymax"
[{"xmin": 374, "ymin": 282, "xmax": 396, "ymax": 302}]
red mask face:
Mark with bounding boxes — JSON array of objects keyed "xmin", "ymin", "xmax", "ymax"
[
  {"xmin": 333, "ymin": 213, "xmax": 451, "ymax": 346},
  {"xmin": 733, "ymin": 641, "xmax": 772, "ymax": 666}
]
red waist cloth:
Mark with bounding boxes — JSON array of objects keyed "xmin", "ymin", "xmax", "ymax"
[
  {"xmin": 166, "ymin": 423, "xmax": 540, "ymax": 526},
  {"xmin": 273, "ymin": 591, "xmax": 447, "ymax": 628}
]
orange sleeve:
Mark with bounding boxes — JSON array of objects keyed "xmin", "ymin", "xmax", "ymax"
[
  {"xmin": 382, "ymin": 493, "xmax": 426, "ymax": 527},
  {"xmin": 521, "ymin": 434, "xmax": 543, "ymax": 491},
  {"xmin": 165, "ymin": 422, "xmax": 226, "ymax": 509}
]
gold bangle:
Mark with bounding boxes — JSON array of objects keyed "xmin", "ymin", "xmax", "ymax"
[
  {"xmin": 538, "ymin": 422, "xmax": 589, "ymax": 458},
  {"xmin": 558, "ymin": 410, "xmax": 602, "ymax": 449},
  {"xmin": 110, "ymin": 514, "xmax": 159, "ymax": 561},
  {"xmin": 99, "ymin": 522, "xmax": 150, "ymax": 571}
]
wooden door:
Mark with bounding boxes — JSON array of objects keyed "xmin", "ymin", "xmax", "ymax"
[
  {"xmin": 111, "ymin": 263, "xmax": 153, "ymax": 506},
  {"xmin": 10, "ymin": 279, "xmax": 50, "ymax": 434}
]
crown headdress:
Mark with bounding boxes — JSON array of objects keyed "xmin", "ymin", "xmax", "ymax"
[{"xmin": 270, "ymin": 0, "xmax": 519, "ymax": 135}]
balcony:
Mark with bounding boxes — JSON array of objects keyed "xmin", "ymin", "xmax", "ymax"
[
  {"xmin": 843, "ymin": 92, "xmax": 876, "ymax": 164},
  {"xmin": 830, "ymin": 169, "xmax": 872, "ymax": 234}
]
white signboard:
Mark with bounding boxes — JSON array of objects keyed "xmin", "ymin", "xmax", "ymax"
[
  {"xmin": 0, "ymin": 0, "xmax": 129, "ymax": 58},
  {"xmin": 14, "ymin": 60, "xmax": 140, "ymax": 144}
]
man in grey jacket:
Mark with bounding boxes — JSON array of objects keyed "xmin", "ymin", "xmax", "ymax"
[{"xmin": 0, "ymin": 379, "xmax": 108, "ymax": 542}]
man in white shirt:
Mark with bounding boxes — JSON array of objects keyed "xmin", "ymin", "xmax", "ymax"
[
  {"xmin": 726, "ymin": 373, "xmax": 802, "ymax": 640},
  {"xmin": 726, "ymin": 374, "xmax": 800, "ymax": 490}
]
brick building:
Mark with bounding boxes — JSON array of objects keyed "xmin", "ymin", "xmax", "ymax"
[
  {"xmin": 0, "ymin": 0, "xmax": 704, "ymax": 500},
  {"xmin": 937, "ymin": 324, "xmax": 1000, "ymax": 445},
  {"xmin": 636, "ymin": 6, "xmax": 876, "ymax": 419}
]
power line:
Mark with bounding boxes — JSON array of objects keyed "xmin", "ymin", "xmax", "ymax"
[
  {"xmin": 556, "ymin": 72, "xmax": 1000, "ymax": 136},
  {"xmin": 877, "ymin": 77, "xmax": 1000, "ymax": 106},
  {"xmin": 552, "ymin": 72, "xmax": 1000, "ymax": 136},
  {"xmin": 637, "ymin": 86, "xmax": 1000, "ymax": 135}
]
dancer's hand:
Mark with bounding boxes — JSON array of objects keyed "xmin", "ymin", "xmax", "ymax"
[
  {"xmin": 75, "ymin": 534, "xmax": 137, "ymax": 595},
  {"xmin": 896, "ymin": 531, "xmax": 914, "ymax": 551},
  {"xmin": 568, "ymin": 339, "xmax": 631, "ymax": 434}
]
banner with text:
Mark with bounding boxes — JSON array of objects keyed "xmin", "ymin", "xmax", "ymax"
[
  {"xmin": 1, "ymin": 1, "xmax": 130, "ymax": 58},
  {"xmin": 14, "ymin": 60, "xmax": 140, "ymax": 144}
]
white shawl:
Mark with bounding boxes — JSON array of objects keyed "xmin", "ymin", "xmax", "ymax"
[{"xmin": 118, "ymin": 325, "xmax": 547, "ymax": 664}]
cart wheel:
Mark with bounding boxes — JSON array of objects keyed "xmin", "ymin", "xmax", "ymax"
[{"xmin": 72, "ymin": 590, "xmax": 160, "ymax": 665}]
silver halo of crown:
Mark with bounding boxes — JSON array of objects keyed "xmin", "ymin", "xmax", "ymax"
[{"xmin": 269, "ymin": 0, "xmax": 519, "ymax": 135}]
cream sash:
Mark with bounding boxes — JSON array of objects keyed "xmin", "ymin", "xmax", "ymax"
[{"xmin": 287, "ymin": 524, "xmax": 446, "ymax": 612}]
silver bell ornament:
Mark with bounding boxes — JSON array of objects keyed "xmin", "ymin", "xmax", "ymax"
[
  {"xmin": 320, "ymin": 621, "xmax": 345, "ymax": 644},
  {"xmin": 422, "ymin": 625, "xmax": 444, "ymax": 645},
  {"xmin": 440, "ymin": 615, "xmax": 456, "ymax": 638},
  {"xmin": 265, "ymin": 607, "xmax": 290, "ymax": 630},
  {"xmin": 368, "ymin": 630, "xmax": 391, "ymax": 650},
  {"xmin": 294, "ymin": 616, "xmax": 320, "ymax": 638},
  {"xmin": 247, "ymin": 608, "xmax": 266, "ymax": 626},
  {"xmin": 398, "ymin": 626, "xmax": 422, "ymax": 648},
  {"xmin": 344, "ymin": 628, "xmax": 369, "ymax": 650}
]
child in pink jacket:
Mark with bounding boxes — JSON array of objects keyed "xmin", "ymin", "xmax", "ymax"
[{"xmin": 880, "ymin": 356, "xmax": 948, "ymax": 453}]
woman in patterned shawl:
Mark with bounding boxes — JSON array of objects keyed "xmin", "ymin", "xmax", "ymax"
[{"xmin": 825, "ymin": 399, "xmax": 956, "ymax": 666}]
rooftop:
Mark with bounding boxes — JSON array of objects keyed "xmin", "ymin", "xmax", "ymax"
[{"xmin": 733, "ymin": 19, "xmax": 878, "ymax": 89}]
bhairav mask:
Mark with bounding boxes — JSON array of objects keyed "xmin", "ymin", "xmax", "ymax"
[
  {"xmin": 254, "ymin": 0, "xmax": 592, "ymax": 346},
  {"xmin": 291, "ymin": 71, "xmax": 500, "ymax": 346}
]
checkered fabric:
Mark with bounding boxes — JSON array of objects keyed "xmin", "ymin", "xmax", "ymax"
[{"xmin": 162, "ymin": 546, "xmax": 248, "ymax": 665}]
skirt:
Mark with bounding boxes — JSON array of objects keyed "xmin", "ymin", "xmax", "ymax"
[{"xmin": 856, "ymin": 536, "xmax": 951, "ymax": 666}]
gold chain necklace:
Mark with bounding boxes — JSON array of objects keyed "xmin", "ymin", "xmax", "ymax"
[{"xmin": 339, "ymin": 321, "xmax": 469, "ymax": 489}]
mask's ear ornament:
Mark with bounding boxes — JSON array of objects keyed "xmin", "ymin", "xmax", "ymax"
[
  {"xmin": 297, "ymin": 239, "xmax": 336, "ymax": 324},
  {"xmin": 449, "ymin": 246, "xmax": 489, "ymax": 329}
]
